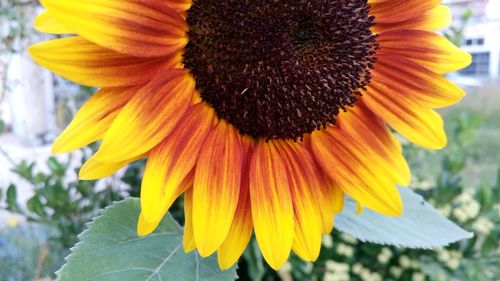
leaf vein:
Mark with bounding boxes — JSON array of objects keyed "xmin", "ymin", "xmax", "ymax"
[{"xmin": 145, "ymin": 244, "xmax": 182, "ymax": 281}]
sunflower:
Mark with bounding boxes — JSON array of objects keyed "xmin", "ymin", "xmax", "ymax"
[{"xmin": 30, "ymin": 0, "xmax": 470, "ymax": 270}]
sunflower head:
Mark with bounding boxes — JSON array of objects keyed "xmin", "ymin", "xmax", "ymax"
[
  {"xmin": 30, "ymin": 0, "xmax": 471, "ymax": 271},
  {"xmin": 184, "ymin": 0, "xmax": 379, "ymax": 140}
]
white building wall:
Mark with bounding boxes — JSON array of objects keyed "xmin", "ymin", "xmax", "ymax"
[{"xmin": 463, "ymin": 20, "xmax": 500, "ymax": 78}]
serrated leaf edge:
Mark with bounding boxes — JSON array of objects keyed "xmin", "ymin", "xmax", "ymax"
[
  {"xmin": 55, "ymin": 198, "xmax": 239, "ymax": 281},
  {"xmin": 335, "ymin": 188, "xmax": 474, "ymax": 249},
  {"xmin": 55, "ymin": 198, "xmax": 137, "ymax": 279},
  {"xmin": 336, "ymin": 226, "xmax": 474, "ymax": 249}
]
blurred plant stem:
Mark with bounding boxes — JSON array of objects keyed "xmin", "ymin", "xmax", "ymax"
[
  {"xmin": 34, "ymin": 244, "xmax": 49, "ymax": 281},
  {"xmin": 444, "ymin": 9, "xmax": 473, "ymax": 47},
  {"xmin": 0, "ymin": 144, "xmax": 17, "ymax": 166}
]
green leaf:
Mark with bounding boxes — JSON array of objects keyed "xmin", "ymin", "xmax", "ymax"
[
  {"xmin": 335, "ymin": 187, "xmax": 473, "ymax": 248},
  {"xmin": 481, "ymin": 234, "xmax": 498, "ymax": 256},
  {"xmin": 57, "ymin": 198, "xmax": 238, "ymax": 281},
  {"xmin": 6, "ymin": 184, "xmax": 18, "ymax": 211},
  {"xmin": 243, "ymin": 239, "xmax": 266, "ymax": 281},
  {"xmin": 27, "ymin": 196, "xmax": 47, "ymax": 217},
  {"xmin": 477, "ymin": 183, "xmax": 493, "ymax": 212}
]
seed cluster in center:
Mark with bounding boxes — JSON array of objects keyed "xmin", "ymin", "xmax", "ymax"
[{"xmin": 183, "ymin": 0, "xmax": 379, "ymax": 140}]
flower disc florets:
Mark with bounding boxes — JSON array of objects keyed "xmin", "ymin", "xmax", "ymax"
[{"xmin": 184, "ymin": 0, "xmax": 379, "ymax": 140}]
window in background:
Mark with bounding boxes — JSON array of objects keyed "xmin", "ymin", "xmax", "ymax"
[
  {"xmin": 459, "ymin": 52, "xmax": 490, "ymax": 76},
  {"xmin": 464, "ymin": 38, "xmax": 485, "ymax": 46}
]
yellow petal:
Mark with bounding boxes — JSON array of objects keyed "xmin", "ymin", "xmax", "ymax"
[
  {"xmin": 276, "ymin": 141, "xmax": 322, "ymax": 262},
  {"xmin": 29, "ymin": 37, "xmax": 181, "ymax": 88},
  {"xmin": 139, "ymin": 170, "xmax": 194, "ymax": 237},
  {"xmin": 53, "ymin": 86, "xmax": 138, "ymax": 154},
  {"xmin": 79, "ymin": 154, "xmax": 145, "ymax": 180},
  {"xmin": 373, "ymin": 5, "xmax": 451, "ymax": 33},
  {"xmin": 92, "ymin": 71, "xmax": 194, "ymax": 163},
  {"xmin": 193, "ymin": 122, "xmax": 244, "ymax": 257},
  {"xmin": 332, "ymin": 184, "xmax": 345, "ymax": 215},
  {"xmin": 321, "ymin": 177, "xmax": 345, "ymax": 234},
  {"xmin": 137, "ymin": 212, "xmax": 159, "ymax": 236},
  {"xmin": 140, "ymin": 103, "xmax": 214, "ymax": 226},
  {"xmin": 338, "ymin": 103, "xmax": 411, "ymax": 186},
  {"xmin": 378, "ymin": 30, "xmax": 471, "ymax": 74},
  {"xmin": 311, "ymin": 129, "xmax": 403, "ymax": 216},
  {"xmin": 34, "ymin": 11, "xmax": 73, "ymax": 34},
  {"xmin": 40, "ymin": 0, "xmax": 187, "ymax": 57},
  {"xmin": 217, "ymin": 137, "xmax": 254, "ymax": 270},
  {"xmin": 249, "ymin": 140, "xmax": 294, "ymax": 270},
  {"xmin": 371, "ymin": 55, "xmax": 466, "ymax": 109},
  {"xmin": 371, "ymin": 0, "xmax": 440, "ymax": 26},
  {"xmin": 183, "ymin": 188, "xmax": 196, "ymax": 252},
  {"xmin": 356, "ymin": 202, "xmax": 364, "ymax": 215},
  {"xmin": 362, "ymin": 84, "xmax": 447, "ymax": 150}
]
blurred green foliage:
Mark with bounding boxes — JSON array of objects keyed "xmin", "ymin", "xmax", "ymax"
[
  {"xmin": 4, "ymin": 150, "xmax": 119, "ymax": 247},
  {"xmin": 0, "ymin": 145, "xmax": 143, "ymax": 280}
]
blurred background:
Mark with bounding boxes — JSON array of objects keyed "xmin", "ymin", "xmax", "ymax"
[{"xmin": 0, "ymin": 0, "xmax": 498, "ymax": 280}]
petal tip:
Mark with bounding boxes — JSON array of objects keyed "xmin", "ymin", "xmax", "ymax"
[
  {"xmin": 137, "ymin": 212, "xmax": 160, "ymax": 236},
  {"xmin": 196, "ymin": 246, "xmax": 216, "ymax": 258},
  {"xmin": 51, "ymin": 137, "xmax": 71, "ymax": 154},
  {"xmin": 78, "ymin": 159, "xmax": 100, "ymax": 180},
  {"xmin": 267, "ymin": 258, "xmax": 289, "ymax": 271},
  {"xmin": 77, "ymin": 169, "xmax": 93, "ymax": 181},
  {"xmin": 388, "ymin": 197, "xmax": 403, "ymax": 217},
  {"xmin": 27, "ymin": 44, "xmax": 40, "ymax": 62},
  {"xmin": 183, "ymin": 241, "xmax": 196, "ymax": 254},
  {"xmin": 463, "ymin": 51, "xmax": 473, "ymax": 68},
  {"xmin": 426, "ymin": 134, "xmax": 448, "ymax": 150},
  {"xmin": 217, "ymin": 255, "xmax": 236, "ymax": 271},
  {"xmin": 51, "ymin": 143, "xmax": 63, "ymax": 155}
]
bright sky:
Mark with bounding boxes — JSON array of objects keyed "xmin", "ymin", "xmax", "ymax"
[{"xmin": 486, "ymin": 0, "xmax": 500, "ymax": 19}]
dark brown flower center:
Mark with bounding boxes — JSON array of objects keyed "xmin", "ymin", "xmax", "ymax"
[{"xmin": 183, "ymin": 0, "xmax": 379, "ymax": 140}]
